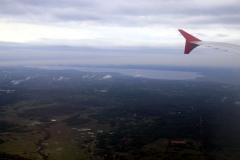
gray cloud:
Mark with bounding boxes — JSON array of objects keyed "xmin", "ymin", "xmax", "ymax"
[
  {"xmin": 0, "ymin": 0, "xmax": 240, "ymax": 68},
  {"xmin": 0, "ymin": 40, "xmax": 182, "ymax": 63},
  {"xmin": 216, "ymin": 34, "xmax": 229, "ymax": 38},
  {"xmin": 0, "ymin": 0, "xmax": 239, "ymax": 26},
  {"xmin": 189, "ymin": 15, "xmax": 240, "ymax": 25}
]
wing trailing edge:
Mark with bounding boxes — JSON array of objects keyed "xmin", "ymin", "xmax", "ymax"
[{"xmin": 178, "ymin": 29, "xmax": 240, "ymax": 55}]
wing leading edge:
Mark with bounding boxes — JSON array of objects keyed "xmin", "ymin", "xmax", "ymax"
[{"xmin": 178, "ymin": 29, "xmax": 240, "ymax": 55}]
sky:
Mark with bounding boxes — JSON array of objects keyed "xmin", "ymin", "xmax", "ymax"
[{"xmin": 0, "ymin": 0, "xmax": 240, "ymax": 67}]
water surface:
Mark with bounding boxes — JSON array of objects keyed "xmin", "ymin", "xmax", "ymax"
[{"xmin": 34, "ymin": 66, "xmax": 204, "ymax": 80}]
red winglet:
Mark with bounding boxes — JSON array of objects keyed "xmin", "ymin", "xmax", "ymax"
[{"xmin": 178, "ymin": 29, "xmax": 201, "ymax": 54}]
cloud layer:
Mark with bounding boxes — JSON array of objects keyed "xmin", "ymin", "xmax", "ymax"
[{"xmin": 0, "ymin": 0, "xmax": 240, "ymax": 67}]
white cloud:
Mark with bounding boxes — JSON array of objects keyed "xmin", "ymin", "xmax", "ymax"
[
  {"xmin": 11, "ymin": 79, "xmax": 23, "ymax": 85},
  {"xmin": 82, "ymin": 75, "xmax": 89, "ymax": 78},
  {"xmin": 56, "ymin": 76, "xmax": 69, "ymax": 81},
  {"xmin": 25, "ymin": 77, "xmax": 31, "ymax": 80},
  {"xmin": 134, "ymin": 74, "xmax": 142, "ymax": 77},
  {"xmin": 102, "ymin": 75, "xmax": 112, "ymax": 79},
  {"xmin": 235, "ymin": 101, "xmax": 240, "ymax": 105},
  {"xmin": 11, "ymin": 76, "xmax": 32, "ymax": 85}
]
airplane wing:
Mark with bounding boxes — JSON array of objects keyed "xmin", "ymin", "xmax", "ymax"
[{"xmin": 178, "ymin": 29, "xmax": 240, "ymax": 54}]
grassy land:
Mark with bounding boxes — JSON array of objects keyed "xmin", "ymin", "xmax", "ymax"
[{"xmin": 1, "ymin": 67, "xmax": 240, "ymax": 160}]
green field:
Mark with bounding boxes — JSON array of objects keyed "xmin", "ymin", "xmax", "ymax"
[{"xmin": 1, "ymin": 67, "xmax": 240, "ymax": 159}]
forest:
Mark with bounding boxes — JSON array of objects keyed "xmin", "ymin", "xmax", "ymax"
[{"xmin": 0, "ymin": 67, "xmax": 240, "ymax": 160}]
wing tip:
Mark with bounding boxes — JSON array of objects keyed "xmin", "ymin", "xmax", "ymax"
[
  {"xmin": 178, "ymin": 29, "xmax": 201, "ymax": 54},
  {"xmin": 178, "ymin": 29, "xmax": 201, "ymax": 42}
]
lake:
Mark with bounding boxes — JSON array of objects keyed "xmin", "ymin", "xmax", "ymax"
[{"xmin": 32, "ymin": 66, "xmax": 204, "ymax": 80}]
